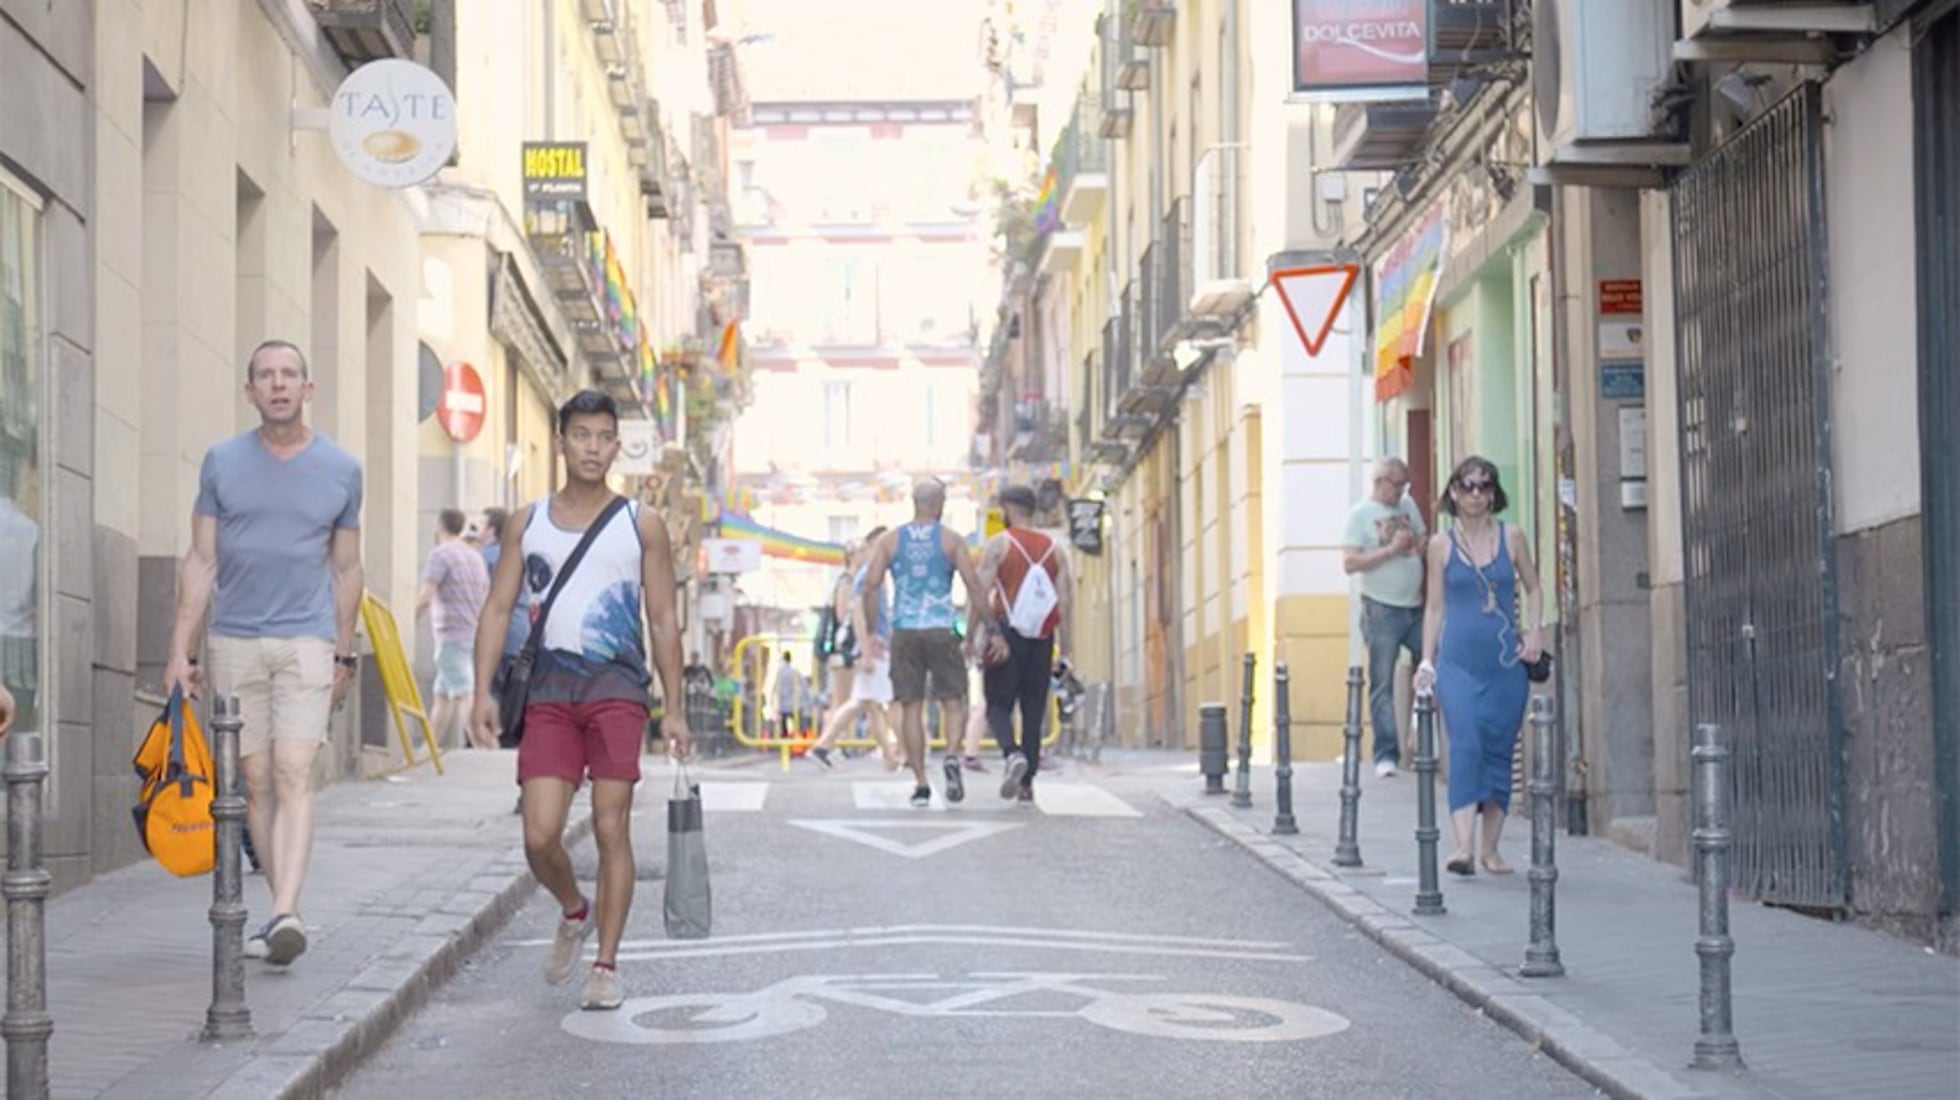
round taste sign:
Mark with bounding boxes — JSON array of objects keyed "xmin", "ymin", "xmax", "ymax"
[{"xmin": 329, "ymin": 60, "xmax": 457, "ymax": 188}]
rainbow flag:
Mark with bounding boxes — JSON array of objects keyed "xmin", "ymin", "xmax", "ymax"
[
  {"xmin": 1033, "ymin": 165, "xmax": 1060, "ymax": 234},
  {"xmin": 718, "ymin": 514, "xmax": 847, "ymax": 566}
]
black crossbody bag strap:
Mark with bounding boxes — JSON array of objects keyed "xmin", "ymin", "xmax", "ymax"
[{"xmin": 519, "ymin": 495, "xmax": 631, "ymax": 659}]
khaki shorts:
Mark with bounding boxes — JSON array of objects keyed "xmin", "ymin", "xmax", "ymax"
[
  {"xmin": 889, "ymin": 629, "xmax": 966, "ymax": 704},
  {"xmin": 206, "ymin": 635, "xmax": 335, "ymax": 758}
]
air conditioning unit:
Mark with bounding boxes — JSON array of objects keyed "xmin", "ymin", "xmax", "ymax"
[
  {"xmin": 1681, "ymin": 0, "xmax": 1877, "ymax": 43},
  {"xmin": 1535, "ymin": 0, "xmax": 1675, "ymax": 150}
]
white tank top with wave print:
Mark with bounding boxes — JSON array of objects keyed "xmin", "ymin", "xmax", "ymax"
[{"xmin": 518, "ymin": 497, "xmax": 650, "ymax": 702}]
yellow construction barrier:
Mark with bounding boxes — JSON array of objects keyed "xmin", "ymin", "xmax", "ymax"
[
  {"xmin": 359, "ymin": 592, "xmax": 444, "ymax": 777},
  {"xmin": 730, "ymin": 632, "xmax": 1058, "ymax": 772}
]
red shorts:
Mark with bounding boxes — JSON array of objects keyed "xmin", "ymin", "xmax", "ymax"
[{"xmin": 516, "ymin": 699, "xmax": 648, "ymax": 786}]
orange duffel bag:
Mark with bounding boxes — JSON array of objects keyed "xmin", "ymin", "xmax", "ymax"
[{"xmin": 131, "ymin": 689, "xmax": 216, "ymax": 877}]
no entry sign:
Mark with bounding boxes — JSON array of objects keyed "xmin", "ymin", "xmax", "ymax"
[{"xmin": 438, "ymin": 362, "xmax": 486, "ymax": 443}]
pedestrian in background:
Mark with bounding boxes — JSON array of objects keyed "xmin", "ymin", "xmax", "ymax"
[
  {"xmin": 417, "ymin": 508, "xmax": 491, "ymax": 749},
  {"xmin": 975, "ymin": 484, "xmax": 1070, "ymax": 803},
  {"xmin": 162, "ymin": 339, "xmax": 365, "ymax": 968},
  {"xmin": 1413, "ymin": 455, "xmax": 1544, "ymax": 877},
  {"xmin": 810, "ymin": 527, "xmax": 897, "ymax": 768},
  {"xmin": 480, "ymin": 506, "xmax": 530, "ymax": 679},
  {"xmin": 773, "ymin": 650, "xmax": 806, "ymax": 739},
  {"xmin": 1344, "ymin": 457, "xmax": 1427, "ymax": 778},
  {"xmin": 469, "ymin": 389, "xmax": 692, "ymax": 1011},
  {"xmin": 824, "ymin": 540, "xmax": 864, "ymax": 739},
  {"xmin": 859, "ymin": 478, "xmax": 989, "ymax": 807}
]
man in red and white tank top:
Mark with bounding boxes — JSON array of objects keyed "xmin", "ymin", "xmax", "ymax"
[{"xmin": 974, "ymin": 484, "xmax": 1072, "ymax": 802}]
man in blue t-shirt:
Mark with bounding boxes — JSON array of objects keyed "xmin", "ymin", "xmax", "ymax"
[{"xmin": 163, "ymin": 340, "xmax": 365, "ymax": 969}]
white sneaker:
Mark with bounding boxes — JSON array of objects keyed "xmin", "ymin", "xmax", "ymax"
[
  {"xmin": 1375, "ymin": 761, "xmax": 1398, "ymax": 778},
  {"xmin": 582, "ymin": 965, "xmax": 625, "ymax": 1010},
  {"xmin": 264, "ymin": 914, "xmax": 308, "ymax": 966},
  {"xmin": 1000, "ymin": 754, "xmax": 1029, "ymax": 799},
  {"xmin": 545, "ymin": 904, "xmax": 594, "ymax": 986},
  {"xmin": 243, "ymin": 919, "xmax": 273, "ymax": 960}
]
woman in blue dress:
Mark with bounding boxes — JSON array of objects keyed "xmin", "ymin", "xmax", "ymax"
[{"xmin": 1412, "ymin": 456, "xmax": 1545, "ymax": 876}]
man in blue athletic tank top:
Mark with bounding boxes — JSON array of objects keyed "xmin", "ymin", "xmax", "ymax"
[{"xmin": 860, "ymin": 478, "xmax": 988, "ymax": 807}]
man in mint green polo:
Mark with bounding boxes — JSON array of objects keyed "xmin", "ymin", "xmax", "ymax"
[{"xmin": 1343, "ymin": 456, "xmax": 1426, "ymax": 777}]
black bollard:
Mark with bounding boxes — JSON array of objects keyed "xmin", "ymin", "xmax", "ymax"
[
  {"xmin": 1334, "ymin": 665, "xmax": 1364, "ymax": 867},
  {"xmin": 1691, "ymin": 723, "xmax": 1744, "ymax": 1071},
  {"xmin": 1231, "ymin": 653, "xmax": 1255, "ymax": 809},
  {"xmin": 1520, "ymin": 695, "xmax": 1564, "ymax": 977},
  {"xmin": 1198, "ymin": 703, "xmax": 1229, "ymax": 795},
  {"xmin": 1271, "ymin": 664, "xmax": 1298, "ymax": 836},
  {"xmin": 1412, "ymin": 691, "xmax": 1445, "ymax": 915}
]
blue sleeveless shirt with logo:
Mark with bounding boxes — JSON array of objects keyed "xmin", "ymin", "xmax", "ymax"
[{"xmin": 890, "ymin": 521, "xmax": 956, "ymax": 631}]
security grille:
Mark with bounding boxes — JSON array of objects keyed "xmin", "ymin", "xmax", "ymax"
[{"xmin": 1671, "ymin": 82, "xmax": 1846, "ymax": 911}]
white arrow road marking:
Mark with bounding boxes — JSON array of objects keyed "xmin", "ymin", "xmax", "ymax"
[
  {"xmin": 850, "ymin": 781, "xmax": 1141, "ymax": 816},
  {"xmin": 512, "ymin": 925, "xmax": 1312, "ymax": 964},
  {"xmin": 787, "ymin": 817, "xmax": 1022, "ymax": 858}
]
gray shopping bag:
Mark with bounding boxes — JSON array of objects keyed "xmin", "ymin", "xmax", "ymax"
[{"xmin": 663, "ymin": 765, "xmax": 712, "ymax": 940}]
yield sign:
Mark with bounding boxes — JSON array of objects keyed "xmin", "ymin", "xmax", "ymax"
[
  {"xmin": 788, "ymin": 818, "xmax": 1023, "ymax": 859},
  {"xmin": 1270, "ymin": 265, "xmax": 1358, "ymax": 357}
]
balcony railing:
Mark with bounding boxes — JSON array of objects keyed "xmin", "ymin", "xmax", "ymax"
[
  {"xmin": 1189, "ymin": 148, "xmax": 1253, "ymax": 321},
  {"xmin": 1131, "ymin": 199, "xmax": 1187, "ymax": 383},
  {"xmin": 306, "ymin": 0, "xmax": 415, "ymax": 67},
  {"xmin": 1127, "ymin": 2, "xmax": 1176, "ymax": 48},
  {"xmin": 1056, "ymin": 93, "xmax": 1111, "ymax": 225}
]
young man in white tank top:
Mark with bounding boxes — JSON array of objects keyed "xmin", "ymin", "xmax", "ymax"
[{"xmin": 470, "ymin": 390, "xmax": 692, "ymax": 1011}]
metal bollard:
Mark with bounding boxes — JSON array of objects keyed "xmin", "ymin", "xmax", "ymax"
[
  {"xmin": 1691, "ymin": 723, "xmax": 1744, "ymax": 1071},
  {"xmin": 1198, "ymin": 703, "xmax": 1229, "ymax": 794},
  {"xmin": 4, "ymin": 729, "xmax": 52, "ymax": 1098},
  {"xmin": 1412, "ymin": 691, "xmax": 1446, "ymax": 915},
  {"xmin": 1333, "ymin": 665, "xmax": 1364, "ymax": 867},
  {"xmin": 1520, "ymin": 696, "xmax": 1564, "ymax": 977},
  {"xmin": 204, "ymin": 695, "xmax": 253, "ymax": 1041},
  {"xmin": 1231, "ymin": 653, "xmax": 1255, "ymax": 809},
  {"xmin": 1271, "ymin": 664, "xmax": 1298, "ymax": 836}
]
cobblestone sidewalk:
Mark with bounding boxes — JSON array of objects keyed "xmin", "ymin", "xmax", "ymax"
[{"xmin": 1151, "ymin": 759, "xmax": 1960, "ymax": 1100}]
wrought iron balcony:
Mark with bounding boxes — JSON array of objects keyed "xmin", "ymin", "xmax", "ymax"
[
  {"xmin": 1189, "ymin": 147, "xmax": 1252, "ymax": 322},
  {"xmin": 1056, "ymin": 93, "xmax": 1111, "ymax": 225},
  {"xmin": 306, "ymin": 0, "xmax": 415, "ymax": 67},
  {"xmin": 1127, "ymin": 2, "xmax": 1176, "ymax": 48},
  {"xmin": 1132, "ymin": 198, "xmax": 1188, "ymax": 382}
]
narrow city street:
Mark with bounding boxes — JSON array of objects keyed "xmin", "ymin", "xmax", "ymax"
[{"xmin": 335, "ymin": 757, "xmax": 1596, "ymax": 1099}]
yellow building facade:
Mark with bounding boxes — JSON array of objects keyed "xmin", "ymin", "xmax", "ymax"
[{"xmin": 1037, "ymin": 1, "xmax": 1373, "ymax": 759}]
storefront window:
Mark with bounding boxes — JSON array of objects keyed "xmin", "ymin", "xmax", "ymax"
[{"xmin": 0, "ymin": 174, "xmax": 41, "ymax": 740}]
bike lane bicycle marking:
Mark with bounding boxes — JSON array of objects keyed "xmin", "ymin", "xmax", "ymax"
[
  {"xmin": 786, "ymin": 817, "xmax": 1022, "ymax": 857},
  {"xmin": 560, "ymin": 972, "xmax": 1351, "ymax": 1046},
  {"xmin": 512, "ymin": 924, "xmax": 1310, "ymax": 962}
]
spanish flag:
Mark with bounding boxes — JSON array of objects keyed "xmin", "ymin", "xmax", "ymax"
[{"xmin": 716, "ymin": 320, "xmax": 740, "ymax": 372}]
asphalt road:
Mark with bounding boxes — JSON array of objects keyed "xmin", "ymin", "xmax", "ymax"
[{"xmin": 333, "ymin": 754, "xmax": 1598, "ymax": 1099}]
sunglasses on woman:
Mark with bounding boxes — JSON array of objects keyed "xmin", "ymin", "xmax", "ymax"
[{"xmin": 1456, "ymin": 479, "xmax": 1494, "ymax": 495}]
